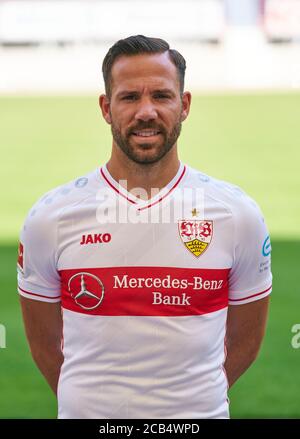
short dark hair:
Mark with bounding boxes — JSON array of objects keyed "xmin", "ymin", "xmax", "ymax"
[{"xmin": 102, "ymin": 35, "xmax": 186, "ymax": 97}]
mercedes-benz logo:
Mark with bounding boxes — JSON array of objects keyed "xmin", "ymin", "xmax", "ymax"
[{"xmin": 68, "ymin": 272, "xmax": 104, "ymax": 310}]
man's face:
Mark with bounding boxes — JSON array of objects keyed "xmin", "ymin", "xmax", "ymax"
[{"xmin": 100, "ymin": 52, "xmax": 191, "ymax": 165}]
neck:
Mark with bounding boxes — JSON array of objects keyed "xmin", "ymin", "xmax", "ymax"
[{"xmin": 106, "ymin": 143, "xmax": 180, "ymax": 200}]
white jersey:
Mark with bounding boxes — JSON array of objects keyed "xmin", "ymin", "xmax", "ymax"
[{"xmin": 17, "ymin": 162, "xmax": 272, "ymax": 419}]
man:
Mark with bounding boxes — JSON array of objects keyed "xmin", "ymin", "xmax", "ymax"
[{"xmin": 17, "ymin": 35, "xmax": 272, "ymax": 419}]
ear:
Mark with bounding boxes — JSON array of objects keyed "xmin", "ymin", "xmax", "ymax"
[
  {"xmin": 181, "ymin": 91, "xmax": 192, "ymax": 122},
  {"xmin": 99, "ymin": 94, "xmax": 112, "ymax": 124}
]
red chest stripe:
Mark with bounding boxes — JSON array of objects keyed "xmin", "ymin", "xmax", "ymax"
[{"xmin": 59, "ymin": 266, "xmax": 230, "ymax": 317}]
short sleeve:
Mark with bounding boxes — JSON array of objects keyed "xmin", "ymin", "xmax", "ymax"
[
  {"xmin": 17, "ymin": 202, "xmax": 61, "ymax": 303},
  {"xmin": 228, "ymin": 197, "xmax": 272, "ymax": 305}
]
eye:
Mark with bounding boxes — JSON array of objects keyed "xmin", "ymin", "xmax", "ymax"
[
  {"xmin": 122, "ymin": 95, "xmax": 138, "ymax": 101},
  {"xmin": 154, "ymin": 93, "xmax": 170, "ymax": 100}
]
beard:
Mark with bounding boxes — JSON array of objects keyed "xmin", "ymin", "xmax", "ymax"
[{"xmin": 110, "ymin": 116, "xmax": 182, "ymax": 165}]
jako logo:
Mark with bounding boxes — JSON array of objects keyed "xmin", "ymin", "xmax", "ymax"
[
  {"xmin": 80, "ymin": 233, "xmax": 111, "ymax": 245},
  {"xmin": 262, "ymin": 236, "xmax": 271, "ymax": 256},
  {"xmin": 291, "ymin": 324, "xmax": 300, "ymax": 349}
]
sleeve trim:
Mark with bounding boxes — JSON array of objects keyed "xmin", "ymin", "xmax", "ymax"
[
  {"xmin": 18, "ymin": 286, "xmax": 61, "ymax": 300},
  {"xmin": 229, "ymin": 285, "xmax": 272, "ymax": 302}
]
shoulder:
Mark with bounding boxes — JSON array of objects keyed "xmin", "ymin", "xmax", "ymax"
[
  {"xmin": 186, "ymin": 165, "xmax": 268, "ymax": 242},
  {"xmin": 21, "ymin": 168, "xmax": 101, "ymax": 236},
  {"xmin": 186, "ymin": 165, "xmax": 265, "ymax": 221}
]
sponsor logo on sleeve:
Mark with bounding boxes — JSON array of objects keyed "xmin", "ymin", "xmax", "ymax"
[
  {"xmin": 262, "ymin": 235, "xmax": 271, "ymax": 257},
  {"xmin": 17, "ymin": 242, "xmax": 24, "ymax": 273}
]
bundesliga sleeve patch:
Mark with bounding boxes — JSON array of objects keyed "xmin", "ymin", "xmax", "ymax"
[{"xmin": 17, "ymin": 242, "xmax": 24, "ymax": 273}]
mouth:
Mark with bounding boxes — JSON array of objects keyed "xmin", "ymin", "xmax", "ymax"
[{"xmin": 131, "ymin": 129, "xmax": 161, "ymax": 139}]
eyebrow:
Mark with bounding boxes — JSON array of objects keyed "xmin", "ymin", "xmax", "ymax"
[
  {"xmin": 153, "ymin": 89, "xmax": 176, "ymax": 96},
  {"xmin": 116, "ymin": 89, "xmax": 176, "ymax": 98}
]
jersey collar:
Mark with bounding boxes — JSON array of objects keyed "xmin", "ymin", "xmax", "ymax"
[{"xmin": 100, "ymin": 162, "xmax": 187, "ymax": 211}]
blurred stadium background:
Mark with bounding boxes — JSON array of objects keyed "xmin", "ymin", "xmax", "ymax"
[{"xmin": 0, "ymin": 0, "xmax": 299, "ymax": 418}]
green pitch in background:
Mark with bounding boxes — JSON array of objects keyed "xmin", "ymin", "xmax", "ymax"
[{"xmin": 0, "ymin": 94, "xmax": 299, "ymax": 418}]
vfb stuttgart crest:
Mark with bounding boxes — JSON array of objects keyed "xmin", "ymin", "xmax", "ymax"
[{"xmin": 178, "ymin": 220, "xmax": 213, "ymax": 257}]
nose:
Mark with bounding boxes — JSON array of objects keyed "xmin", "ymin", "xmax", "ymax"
[{"xmin": 134, "ymin": 97, "xmax": 158, "ymax": 122}]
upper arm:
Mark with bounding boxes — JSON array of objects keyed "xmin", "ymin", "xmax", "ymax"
[
  {"xmin": 226, "ymin": 296, "xmax": 270, "ymax": 350},
  {"xmin": 17, "ymin": 195, "xmax": 61, "ymax": 303},
  {"xmin": 17, "ymin": 196, "xmax": 62, "ymax": 350},
  {"xmin": 226, "ymin": 196, "xmax": 272, "ymax": 353},
  {"xmin": 228, "ymin": 196, "xmax": 272, "ymax": 305},
  {"xmin": 20, "ymin": 296, "xmax": 63, "ymax": 349}
]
